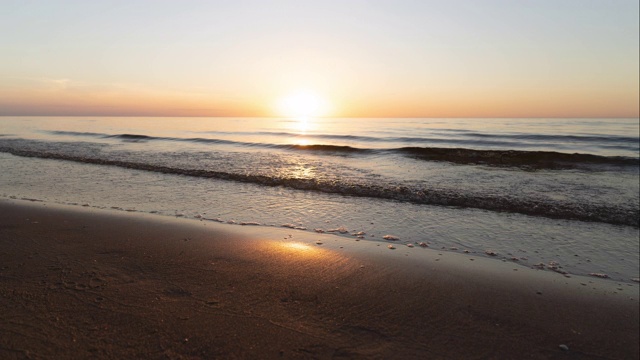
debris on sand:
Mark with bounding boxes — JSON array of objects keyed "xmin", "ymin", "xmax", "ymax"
[
  {"xmin": 589, "ymin": 273, "xmax": 609, "ymax": 279},
  {"xmin": 547, "ymin": 261, "xmax": 568, "ymax": 274},
  {"xmin": 383, "ymin": 235, "xmax": 399, "ymax": 241},
  {"xmin": 387, "ymin": 244, "xmax": 396, "ymax": 250},
  {"xmin": 484, "ymin": 250, "xmax": 498, "ymax": 256}
]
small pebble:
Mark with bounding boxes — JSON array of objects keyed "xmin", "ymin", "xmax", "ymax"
[
  {"xmin": 559, "ymin": 344, "xmax": 569, "ymax": 351},
  {"xmin": 387, "ymin": 244, "xmax": 396, "ymax": 250}
]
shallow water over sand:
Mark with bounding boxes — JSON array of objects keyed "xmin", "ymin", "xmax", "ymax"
[{"xmin": 1, "ymin": 151, "xmax": 638, "ymax": 283}]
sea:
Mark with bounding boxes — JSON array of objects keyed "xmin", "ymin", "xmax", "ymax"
[{"xmin": 1, "ymin": 117, "xmax": 638, "ymax": 283}]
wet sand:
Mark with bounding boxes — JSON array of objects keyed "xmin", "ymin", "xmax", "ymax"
[{"xmin": 0, "ymin": 199, "xmax": 638, "ymax": 359}]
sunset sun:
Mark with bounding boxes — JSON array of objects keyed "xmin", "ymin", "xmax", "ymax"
[{"xmin": 277, "ymin": 90, "xmax": 329, "ymax": 118}]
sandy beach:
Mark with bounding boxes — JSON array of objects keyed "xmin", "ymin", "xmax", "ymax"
[{"xmin": 0, "ymin": 199, "xmax": 637, "ymax": 359}]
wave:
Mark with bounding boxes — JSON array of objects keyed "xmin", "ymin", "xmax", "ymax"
[
  {"xmin": 1, "ymin": 146, "xmax": 638, "ymax": 227},
  {"xmin": 43, "ymin": 130, "xmax": 639, "ymax": 169},
  {"xmin": 206, "ymin": 130, "xmax": 640, "ymax": 146},
  {"xmin": 460, "ymin": 132, "xmax": 639, "ymax": 144},
  {"xmin": 49, "ymin": 129, "xmax": 640, "ymax": 146},
  {"xmin": 398, "ymin": 147, "xmax": 638, "ymax": 168}
]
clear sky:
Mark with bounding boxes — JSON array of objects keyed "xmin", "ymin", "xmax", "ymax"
[{"xmin": 1, "ymin": 0, "xmax": 638, "ymax": 118}]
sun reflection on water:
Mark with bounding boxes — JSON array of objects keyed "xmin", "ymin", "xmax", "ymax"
[
  {"xmin": 289, "ymin": 164, "xmax": 315, "ymax": 179},
  {"xmin": 290, "ymin": 116, "xmax": 315, "ymax": 147},
  {"xmin": 292, "ymin": 116, "xmax": 315, "ymax": 133}
]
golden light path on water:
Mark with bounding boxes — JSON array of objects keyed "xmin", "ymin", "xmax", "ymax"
[
  {"xmin": 286, "ymin": 116, "xmax": 318, "ymax": 180},
  {"xmin": 290, "ymin": 116, "xmax": 314, "ymax": 146}
]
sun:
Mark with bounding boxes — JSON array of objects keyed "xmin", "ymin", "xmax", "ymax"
[{"xmin": 277, "ymin": 90, "xmax": 329, "ymax": 119}]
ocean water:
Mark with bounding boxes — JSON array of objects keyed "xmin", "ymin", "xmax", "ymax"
[{"xmin": 1, "ymin": 117, "xmax": 638, "ymax": 282}]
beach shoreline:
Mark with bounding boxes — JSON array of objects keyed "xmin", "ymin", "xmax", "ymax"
[{"xmin": 1, "ymin": 199, "xmax": 638, "ymax": 359}]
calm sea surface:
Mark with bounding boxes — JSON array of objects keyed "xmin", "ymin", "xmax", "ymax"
[{"xmin": 1, "ymin": 117, "xmax": 638, "ymax": 282}]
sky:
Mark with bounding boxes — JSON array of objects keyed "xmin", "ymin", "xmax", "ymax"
[{"xmin": 0, "ymin": 0, "xmax": 638, "ymax": 118}]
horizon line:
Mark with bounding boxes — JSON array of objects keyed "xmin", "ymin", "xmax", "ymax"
[{"xmin": 0, "ymin": 115, "xmax": 638, "ymax": 120}]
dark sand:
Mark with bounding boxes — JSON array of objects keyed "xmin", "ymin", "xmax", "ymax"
[{"xmin": 0, "ymin": 199, "xmax": 638, "ymax": 359}]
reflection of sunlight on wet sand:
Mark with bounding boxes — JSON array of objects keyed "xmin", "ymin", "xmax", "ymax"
[
  {"xmin": 285, "ymin": 242, "xmax": 313, "ymax": 251},
  {"xmin": 266, "ymin": 241, "xmax": 331, "ymax": 260}
]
